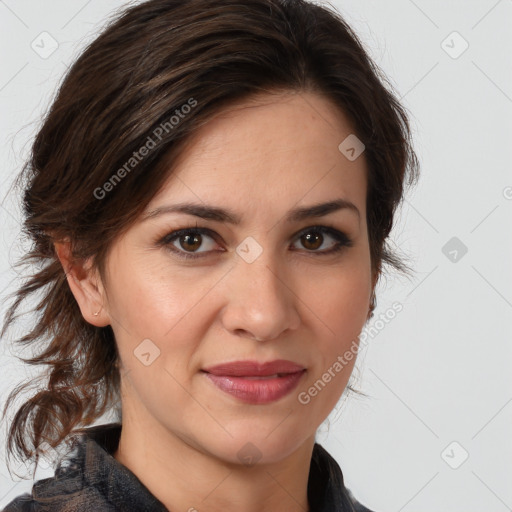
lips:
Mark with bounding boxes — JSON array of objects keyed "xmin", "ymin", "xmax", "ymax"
[
  {"xmin": 202, "ymin": 359, "xmax": 305, "ymax": 377},
  {"xmin": 201, "ymin": 359, "xmax": 306, "ymax": 404}
]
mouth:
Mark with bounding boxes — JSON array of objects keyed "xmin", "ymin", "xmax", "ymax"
[{"xmin": 201, "ymin": 359, "xmax": 306, "ymax": 404}]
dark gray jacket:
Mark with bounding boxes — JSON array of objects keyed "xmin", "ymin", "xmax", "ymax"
[{"xmin": 3, "ymin": 423, "xmax": 376, "ymax": 511}]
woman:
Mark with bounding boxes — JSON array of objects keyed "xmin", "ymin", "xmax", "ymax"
[{"xmin": 1, "ymin": 0, "xmax": 419, "ymax": 510}]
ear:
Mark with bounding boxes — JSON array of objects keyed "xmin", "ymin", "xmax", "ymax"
[{"xmin": 54, "ymin": 239, "xmax": 110, "ymax": 327}]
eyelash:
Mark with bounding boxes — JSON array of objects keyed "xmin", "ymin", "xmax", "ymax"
[{"xmin": 156, "ymin": 224, "xmax": 353, "ymax": 260}]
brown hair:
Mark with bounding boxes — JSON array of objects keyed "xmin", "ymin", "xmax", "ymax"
[{"xmin": 1, "ymin": 0, "xmax": 419, "ymax": 474}]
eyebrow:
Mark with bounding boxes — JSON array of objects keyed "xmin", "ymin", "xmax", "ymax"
[{"xmin": 141, "ymin": 198, "xmax": 360, "ymax": 224}]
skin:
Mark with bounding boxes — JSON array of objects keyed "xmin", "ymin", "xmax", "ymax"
[{"xmin": 56, "ymin": 90, "xmax": 375, "ymax": 512}]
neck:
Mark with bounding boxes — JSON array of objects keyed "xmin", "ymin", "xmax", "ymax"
[{"xmin": 114, "ymin": 411, "xmax": 314, "ymax": 512}]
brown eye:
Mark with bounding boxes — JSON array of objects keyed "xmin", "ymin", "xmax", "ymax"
[
  {"xmin": 160, "ymin": 227, "xmax": 221, "ymax": 259},
  {"xmin": 293, "ymin": 226, "xmax": 352, "ymax": 254},
  {"xmin": 300, "ymin": 231, "xmax": 323, "ymax": 251},
  {"xmin": 179, "ymin": 233, "xmax": 203, "ymax": 252}
]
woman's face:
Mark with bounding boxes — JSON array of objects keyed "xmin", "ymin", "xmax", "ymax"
[{"xmin": 99, "ymin": 91, "xmax": 373, "ymax": 464}]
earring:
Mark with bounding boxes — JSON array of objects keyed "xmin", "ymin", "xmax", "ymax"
[{"xmin": 92, "ymin": 309, "xmax": 101, "ymax": 316}]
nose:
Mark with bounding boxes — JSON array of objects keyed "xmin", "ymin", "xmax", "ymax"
[{"xmin": 220, "ymin": 253, "xmax": 301, "ymax": 342}]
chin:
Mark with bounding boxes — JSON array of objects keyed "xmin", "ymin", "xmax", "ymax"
[{"xmin": 202, "ymin": 425, "xmax": 310, "ymax": 467}]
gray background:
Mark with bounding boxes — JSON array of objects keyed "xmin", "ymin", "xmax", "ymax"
[{"xmin": 0, "ymin": 1, "xmax": 511, "ymax": 510}]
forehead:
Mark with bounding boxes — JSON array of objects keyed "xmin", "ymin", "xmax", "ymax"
[{"xmin": 148, "ymin": 91, "xmax": 367, "ymax": 221}]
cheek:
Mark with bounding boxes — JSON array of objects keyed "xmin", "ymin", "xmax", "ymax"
[
  {"xmin": 298, "ymin": 255, "xmax": 371, "ymax": 393},
  {"xmin": 105, "ymin": 252, "xmax": 190, "ymax": 332},
  {"xmin": 302, "ymin": 261, "xmax": 371, "ymax": 329},
  {"xmin": 105, "ymin": 255, "xmax": 220, "ymax": 378},
  {"xmin": 296, "ymin": 266, "xmax": 370, "ymax": 409}
]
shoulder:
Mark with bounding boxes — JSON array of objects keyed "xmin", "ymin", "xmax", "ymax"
[
  {"xmin": 3, "ymin": 468, "xmax": 115, "ymax": 511},
  {"xmin": 2, "ymin": 470, "xmax": 115, "ymax": 512},
  {"xmin": 311, "ymin": 442, "xmax": 379, "ymax": 512},
  {"xmin": 2, "ymin": 432, "xmax": 114, "ymax": 512}
]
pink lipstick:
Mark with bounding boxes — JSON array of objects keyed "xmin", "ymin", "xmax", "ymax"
[{"xmin": 202, "ymin": 359, "xmax": 306, "ymax": 404}]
